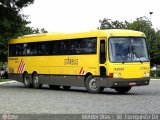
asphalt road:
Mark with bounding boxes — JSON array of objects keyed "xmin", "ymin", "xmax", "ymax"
[{"xmin": 0, "ymin": 80, "xmax": 160, "ymax": 114}]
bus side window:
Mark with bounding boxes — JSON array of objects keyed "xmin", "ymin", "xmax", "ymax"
[
  {"xmin": 69, "ymin": 40, "xmax": 76, "ymax": 54},
  {"xmin": 52, "ymin": 41, "xmax": 58, "ymax": 55},
  {"xmin": 9, "ymin": 45, "xmax": 16, "ymax": 56},
  {"xmin": 60, "ymin": 41, "xmax": 69, "ymax": 55},
  {"xmin": 27, "ymin": 43, "xmax": 36, "ymax": 56},
  {"xmin": 100, "ymin": 40, "xmax": 106, "ymax": 64}
]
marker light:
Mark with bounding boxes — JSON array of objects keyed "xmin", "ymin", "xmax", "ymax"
[
  {"xmin": 118, "ymin": 73, "xmax": 121, "ymax": 78},
  {"xmin": 109, "ymin": 73, "xmax": 113, "ymax": 78}
]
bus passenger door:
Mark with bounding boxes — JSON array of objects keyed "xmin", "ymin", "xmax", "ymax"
[{"xmin": 99, "ymin": 39, "xmax": 107, "ymax": 76}]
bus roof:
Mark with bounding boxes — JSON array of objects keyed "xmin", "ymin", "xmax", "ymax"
[{"xmin": 8, "ymin": 29, "xmax": 145, "ymax": 44}]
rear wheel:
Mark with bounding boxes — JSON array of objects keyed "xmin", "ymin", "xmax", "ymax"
[
  {"xmin": 85, "ymin": 75, "xmax": 104, "ymax": 93},
  {"xmin": 63, "ymin": 86, "xmax": 71, "ymax": 90},
  {"xmin": 23, "ymin": 72, "xmax": 33, "ymax": 88},
  {"xmin": 32, "ymin": 73, "xmax": 42, "ymax": 89},
  {"xmin": 49, "ymin": 85, "xmax": 60, "ymax": 89},
  {"xmin": 114, "ymin": 87, "xmax": 131, "ymax": 93}
]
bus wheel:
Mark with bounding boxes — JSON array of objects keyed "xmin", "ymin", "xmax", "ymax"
[
  {"xmin": 63, "ymin": 86, "xmax": 71, "ymax": 90},
  {"xmin": 85, "ymin": 75, "xmax": 104, "ymax": 93},
  {"xmin": 32, "ymin": 73, "xmax": 42, "ymax": 89},
  {"xmin": 49, "ymin": 85, "xmax": 60, "ymax": 90},
  {"xmin": 114, "ymin": 87, "xmax": 131, "ymax": 93},
  {"xmin": 23, "ymin": 73, "xmax": 32, "ymax": 88}
]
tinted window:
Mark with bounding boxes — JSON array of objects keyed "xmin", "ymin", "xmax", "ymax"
[
  {"xmin": 26, "ymin": 43, "xmax": 36, "ymax": 55},
  {"xmin": 69, "ymin": 38, "xmax": 96, "ymax": 54},
  {"xmin": 9, "ymin": 37, "xmax": 97, "ymax": 56},
  {"xmin": 59, "ymin": 40, "xmax": 69, "ymax": 55}
]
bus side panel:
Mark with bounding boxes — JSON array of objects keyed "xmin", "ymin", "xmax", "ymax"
[
  {"xmin": 8, "ymin": 54, "xmax": 99, "ymax": 87},
  {"xmin": 8, "ymin": 74, "xmax": 23, "ymax": 83},
  {"xmin": 23, "ymin": 55, "xmax": 99, "ymax": 76},
  {"xmin": 8, "ymin": 73, "xmax": 85, "ymax": 87},
  {"xmin": 39, "ymin": 75, "xmax": 85, "ymax": 87}
]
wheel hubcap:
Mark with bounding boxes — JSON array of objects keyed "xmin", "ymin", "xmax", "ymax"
[
  {"xmin": 89, "ymin": 78, "xmax": 98, "ymax": 90},
  {"xmin": 24, "ymin": 77, "xmax": 29, "ymax": 85},
  {"xmin": 34, "ymin": 76, "xmax": 39, "ymax": 85}
]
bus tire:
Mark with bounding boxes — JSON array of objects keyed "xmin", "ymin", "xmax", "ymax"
[
  {"xmin": 85, "ymin": 75, "xmax": 104, "ymax": 93},
  {"xmin": 23, "ymin": 72, "xmax": 33, "ymax": 88},
  {"xmin": 32, "ymin": 73, "xmax": 42, "ymax": 89},
  {"xmin": 49, "ymin": 85, "xmax": 60, "ymax": 90},
  {"xmin": 63, "ymin": 86, "xmax": 71, "ymax": 90},
  {"xmin": 114, "ymin": 87, "xmax": 131, "ymax": 93}
]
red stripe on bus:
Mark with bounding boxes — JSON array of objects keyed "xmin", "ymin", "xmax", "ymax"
[
  {"xmin": 17, "ymin": 59, "xmax": 25, "ymax": 73},
  {"xmin": 17, "ymin": 59, "xmax": 23, "ymax": 73},
  {"xmin": 79, "ymin": 67, "xmax": 85, "ymax": 75},
  {"xmin": 19, "ymin": 60, "xmax": 25, "ymax": 73}
]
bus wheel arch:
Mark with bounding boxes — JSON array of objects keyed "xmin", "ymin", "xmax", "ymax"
[
  {"xmin": 32, "ymin": 71, "xmax": 37, "ymax": 76},
  {"xmin": 23, "ymin": 71, "xmax": 28, "ymax": 76},
  {"xmin": 84, "ymin": 73, "xmax": 104, "ymax": 93},
  {"xmin": 23, "ymin": 71, "xmax": 33, "ymax": 88},
  {"xmin": 32, "ymin": 71, "xmax": 42, "ymax": 89},
  {"xmin": 85, "ymin": 72, "xmax": 92, "ymax": 81}
]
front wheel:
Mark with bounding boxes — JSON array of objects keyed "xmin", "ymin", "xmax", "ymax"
[
  {"xmin": 114, "ymin": 87, "xmax": 131, "ymax": 93},
  {"xmin": 32, "ymin": 73, "xmax": 42, "ymax": 89},
  {"xmin": 85, "ymin": 75, "xmax": 104, "ymax": 93}
]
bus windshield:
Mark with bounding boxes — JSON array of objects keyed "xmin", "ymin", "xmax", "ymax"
[{"xmin": 109, "ymin": 37, "xmax": 149, "ymax": 63}]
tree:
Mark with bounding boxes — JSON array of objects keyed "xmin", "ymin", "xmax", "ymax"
[
  {"xmin": 0, "ymin": 0, "xmax": 47, "ymax": 62},
  {"xmin": 0, "ymin": 0, "xmax": 34, "ymax": 39},
  {"xmin": 99, "ymin": 18, "xmax": 128, "ymax": 29},
  {"xmin": 152, "ymin": 30, "xmax": 160, "ymax": 65},
  {"xmin": 0, "ymin": 0, "xmax": 33, "ymax": 62},
  {"xmin": 98, "ymin": 17, "xmax": 160, "ymax": 66},
  {"xmin": 127, "ymin": 17, "xmax": 160, "ymax": 66}
]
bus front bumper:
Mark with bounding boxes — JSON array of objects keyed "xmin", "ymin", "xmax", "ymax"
[{"xmin": 97, "ymin": 77, "xmax": 150, "ymax": 88}]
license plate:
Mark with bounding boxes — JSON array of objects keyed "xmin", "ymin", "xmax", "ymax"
[{"xmin": 129, "ymin": 82, "xmax": 136, "ymax": 86}]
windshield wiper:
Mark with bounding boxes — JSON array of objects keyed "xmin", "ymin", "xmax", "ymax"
[{"xmin": 137, "ymin": 57, "xmax": 143, "ymax": 63}]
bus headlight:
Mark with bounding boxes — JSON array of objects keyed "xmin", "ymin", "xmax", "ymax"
[
  {"xmin": 114, "ymin": 73, "xmax": 121, "ymax": 78},
  {"xmin": 113, "ymin": 73, "xmax": 117, "ymax": 78},
  {"xmin": 144, "ymin": 72, "xmax": 150, "ymax": 77},
  {"xmin": 118, "ymin": 73, "xmax": 121, "ymax": 78}
]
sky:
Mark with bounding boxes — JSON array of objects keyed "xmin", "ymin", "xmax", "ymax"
[{"xmin": 22, "ymin": 0, "xmax": 160, "ymax": 33}]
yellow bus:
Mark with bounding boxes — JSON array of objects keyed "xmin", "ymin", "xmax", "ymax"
[{"xmin": 8, "ymin": 29, "xmax": 150, "ymax": 93}]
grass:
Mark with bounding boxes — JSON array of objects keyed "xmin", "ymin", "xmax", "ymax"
[
  {"xmin": 0, "ymin": 79, "xmax": 12, "ymax": 82},
  {"xmin": 151, "ymin": 77, "xmax": 160, "ymax": 79}
]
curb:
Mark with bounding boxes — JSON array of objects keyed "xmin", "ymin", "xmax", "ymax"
[
  {"xmin": 151, "ymin": 79, "xmax": 160, "ymax": 81},
  {"xmin": 0, "ymin": 80, "xmax": 17, "ymax": 85}
]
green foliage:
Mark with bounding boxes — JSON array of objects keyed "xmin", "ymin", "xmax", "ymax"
[
  {"xmin": 127, "ymin": 17, "xmax": 160, "ymax": 66},
  {"xmin": 0, "ymin": 0, "xmax": 34, "ymax": 39},
  {"xmin": 99, "ymin": 17, "xmax": 160, "ymax": 66},
  {"xmin": 0, "ymin": 79, "xmax": 12, "ymax": 82},
  {"xmin": 150, "ymin": 70, "xmax": 160, "ymax": 77},
  {"xmin": 99, "ymin": 18, "xmax": 128, "ymax": 29},
  {"xmin": 0, "ymin": 0, "xmax": 47, "ymax": 62}
]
